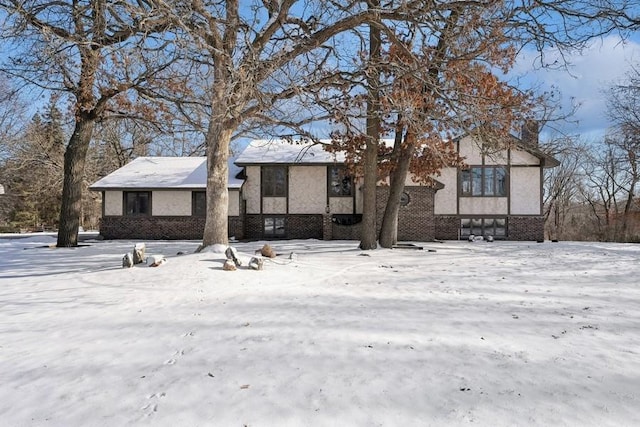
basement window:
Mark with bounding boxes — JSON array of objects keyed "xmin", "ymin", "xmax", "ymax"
[
  {"xmin": 264, "ymin": 217, "xmax": 286, "ymax": 237},
  {"xmin": 461, "ymin": 218, "xmax": 506, "ymax": 239}
]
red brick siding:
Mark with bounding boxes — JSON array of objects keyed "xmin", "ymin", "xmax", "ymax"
[
  {"xmin": 100, "ymin": 216, "xmax": 242, "ymax": 240},
  {"xmin": 435, "ymin": 216, "xmax": 460, "ymax": 240},
  {"xmin": 376, "ymin": 186, "xmax": 436, "ymax": 242},
  {"xmin": 435, "ymin": 215, "xmax": 545, "ymax": 241},
  {"xmin": 508, "ymin": 216, "xmax": 545, "ymax": 241},
  {"xmin": 243, "ymin": 214, "xmax": 323, "ymax": 240}
]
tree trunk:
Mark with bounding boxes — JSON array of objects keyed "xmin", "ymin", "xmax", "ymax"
[
  {"xmin": 359, "ymin": 0, "xmax": 381, "ymax": 251},
  {"xmin": 57, "ymin": 118, "xmax": 94, "ymax": 247},
  {"xmin": 202, "ymin": 121, "xmax": 232, "ymax": 248},
  {"xmin": 379, "ymin": 131, "xmax": 413, "ymax": 248}
]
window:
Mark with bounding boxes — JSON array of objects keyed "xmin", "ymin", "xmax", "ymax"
[
  {"xmin": 461, "ymin": 218, "xmax": 507, "ymax": 238},
  {"xmin": 262, "ymin": 166, "xmax": 287, "ymax": 197},
  {"xmin": 264, "ymin": 217, "xmax": 286, "ymax": 237},
  {"xmin": 328, "ymin": 166, "xmax": 353, "ymax": 197},
  {"xmin": 400, "ymin": 191, "xmax": 411, "ymax": 206},
  {"xmin": 461, "ymin": 166, "xmax": 507, "ymax": 197},
  {"xmin": 124, "ymin": 191, "xmax": 151, "ymax": 216},
  {"xmin": 192, "ymin": 191, "xmax": 206, "ymax": 216}
]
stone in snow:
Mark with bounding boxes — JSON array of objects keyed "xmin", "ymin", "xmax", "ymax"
[
  {"xmin": 248, "ymin": 257, "xmax": 264, "ymax": 270},
  {"xmin": 223, "ymin": 259, "xmax": 237, "ymax": 271},
  {"xmin": 122, "ymin": 253, "xmax": 133, "ymax": 268},
  {"xmin": 225, "ymin": 246, "xmax": 242, "ymax": 267},
  {"xmin": 133, "ymin": 243, "xmax": 146, "ymax": 264}
]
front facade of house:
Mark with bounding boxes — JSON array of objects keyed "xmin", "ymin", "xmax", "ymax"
[
  {"xmin": 91, "ymin": 132, "xmax": 558, "ymax": 241},
  {"xmin": 434, "ymin": 134, "xmax": 558, "ymax": 241},
  {"xmin": 90, "ymin": 157, "xmax": 244, "ymax": 240}
]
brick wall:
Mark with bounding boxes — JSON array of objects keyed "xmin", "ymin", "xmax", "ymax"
[
  {"xmin": 435, "ymin": 215, "xmax": 545, "ymax": 241},
  {"xmin": 244, "ymin": 214, "xmax": 323, "ymax": 240},
  {"xmin": 100, "ymin": 216, "xmax": 241, "ymax": 240},
  {"xmin": 376, "ymin": 186, "xmax": 436, "ymax": 242},
  {"xmin": 508, "ymin": 216, "xmax": 545, "ymax": 241},
  {"xmin": 435, "ymin": 216, "xmax": 460, "ymax": 240},
  {"xmin": 331, "ymin": 222, "xmax": 362, "ymax": 240},
  {"xmin": 287, "ymin": 215, "xmax": 323, "ymax": 239}
]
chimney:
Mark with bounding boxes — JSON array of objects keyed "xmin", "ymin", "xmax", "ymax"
[{"xmin": 521, "ymin": 120, "xmax": 539, "ymax": 146}]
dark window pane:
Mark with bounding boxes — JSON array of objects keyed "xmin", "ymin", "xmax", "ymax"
[
  {"xmin": 263, "ymin": 167, "xmax": 287, "ymax": 197},
  {"xmin": 461, "ymin": 219, "xmax": 471, "ymax": 236},
  {"xmin": 274, "ymin": 217, "xmax": 286, "ymax": 235},
  {"xmin": 124, "ymin": 191, "xmax": 151, "ymax": 216},
  {"xmin": 193, "ymin": 192, "xmax": 206, "ymax": 216},
  {"xmin": 461, "ymin": 170, "xmax": 471, "ymax": 195},
  {"xmin": 329, "ymin": 166, "xmax": 352, "ymax": 197},
  {"xmin": 496, "ymin": 167, "xmax": 507, "ymax": 196},
  {"xmin": 264, "ymin": 217, "xmax": 286, "ymax": 236},
  {"xmin": 484, "ymin": 168, "xmax": 495, "ymax": 196},
  {"xmin": 471, "ymin": 168, "xmax": 483, "ymax": 196}
]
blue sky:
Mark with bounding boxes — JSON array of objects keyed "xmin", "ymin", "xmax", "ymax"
[{"xmin": 512, "ymin": 34, "xmax": 640, "ymax": 141}]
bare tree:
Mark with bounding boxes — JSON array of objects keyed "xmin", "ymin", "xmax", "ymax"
[
  {"xmin": 171, "ymin": 1, "xmax": 433, "ymax": 249},
  {"xmin": 360, "ymin": 0, "xmax": 382, "ymax": 250},
  {"xmin": 0, "ymin": 76, "xmax": 26, "ymax": 159},
  {"xmin": 1, "ymin": 99, "xmax": 66, "ymax": 229},
  {"xmin": 542, "ymin": 136, "xmax": 587, "ymax": 240},
  {"xmin": 0, "ymin": 0, "xmax": 178, "ymax": 246}
]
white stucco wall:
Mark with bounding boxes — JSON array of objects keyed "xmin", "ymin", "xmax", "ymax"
[
  {"xmin": 458, "ymin": 136, "xmax": 483, "ymax": 164},
  {"xmin": 434, "ymin": 168, "xmax": 458, "ymax": 214},
  {"xmin": 153, "ymin": 191, "xmax": 191, "ymax": 216},
  {"xmin": 511, "ymin": 149, "xmax": 540, "ymax": 166},
  {"xmin": 262, "ymin": 197, "xmax": 287, "ymax": 214},
  {"xmin": 289, "ymin": 166, "xmax": 326, "ymax": 214},
  {"xmin": 244, "ymin": 166, "xmax": 261, "ymax": 214},
  {"xmin": 459, "ymin": 197, "xmax": 508, "ymax": 215},
  {"xmin": 104, "ymin": 191, "xmax": 123, "ymax": 216},
  {"xmin": 229, "ymin": 189, "xmax": 240, "ymax": 217},
  {"xmin": 510, "ymin": 167, "xmax": 541, "ymax": 214},
  {"xmin": 483, "ymin": 150, "xmax": 509, "ymax": 165},
  {"xmin": 329, "ymin": 197, "xmax": 353, "ymax": 214}
]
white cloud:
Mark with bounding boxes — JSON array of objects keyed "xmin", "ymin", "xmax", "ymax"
[{"xmin": 513, "ymin": 35, "xmax": 640, "ymax": 138}]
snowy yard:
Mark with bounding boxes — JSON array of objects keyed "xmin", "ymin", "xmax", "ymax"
[{"xmin": 1, "ymin": 236, "xmax": 639, "ymax": 426}]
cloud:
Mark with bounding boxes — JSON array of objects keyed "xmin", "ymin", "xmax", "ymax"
[{"xmin": 513, "ymin": 35, "xmax": 640, "ymax": 138}]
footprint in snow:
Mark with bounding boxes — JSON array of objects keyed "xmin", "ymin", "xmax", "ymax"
[{"xmin": 142, "ymin": 392, "xmax": 165, "ymax": 416}]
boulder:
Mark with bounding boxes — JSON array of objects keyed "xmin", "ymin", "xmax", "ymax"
[
  {"xmin": 147, "ymin": 254, "xmax": 167, "ymax": 267},
  {"xmin": 248, "ymin": 257, "xmax": 264, "ymax": 270},
  {"xmin": 122, "ymin": 253, "xmax": 134, "ymax": 268},
  {"xmin": 223, "ymin": 259, "xmax": 237, "ymax": 271},
  {"xmin": 133, "ymin": 243, "xmax": 146, "ymax": 264},
  {"xmin": 260, "ymin": 244, "xmax": 276, "ymax": 258},
  {"xmin": 225, "ymin": 246, "xmax": 242, "ymax": 267}
]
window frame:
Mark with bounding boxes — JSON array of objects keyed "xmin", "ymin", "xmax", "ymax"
[
  {"xmin": 460, "ymin": 166, "xmax": 507, "ymax": 197},
  {"xmin": 263, "ymin": 216, "xmax": 286, "ymax": 237},
  {"xmin": 327, "ymin": 165, "xmax": 353, "ymax": 197},
  {"xmin": 460, "ymin": 217, "xmax": 507, "ymax": 238},
  {"xmin": 192, "ymin": 191, "xmax": 206, "ymax": 217},
  {"xmin": 262, "ymin": 166, "xmax": 287, "ymax": 197},
  {"xmin": 123, "ymin": 191, "xmax": 151, "ymax": 216}
]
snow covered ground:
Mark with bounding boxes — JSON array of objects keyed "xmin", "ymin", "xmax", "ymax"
[{"xmin": 1, "ymin": 236, "xmax": 639, "ymax": 426}]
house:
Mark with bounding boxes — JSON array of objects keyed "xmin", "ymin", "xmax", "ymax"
[
  {"xmin": 433, "ymin": 131, "xmax": 559, "ymax": 241},
  {"xmin": 91, "ymin": 129, "xmax": 558, "ymax": 241},
  {"xmin": 89, "ymin": 157, "xmax": 243, "ymax": 239}
]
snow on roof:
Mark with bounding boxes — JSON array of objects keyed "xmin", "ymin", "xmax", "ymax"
[
  {"xmin": 90, "ymin": 157, "xmax": 243, "ymax": 190},
  {"xmin": 235, "ymin": 139, "xmax": 347, "ymax": 165}
]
